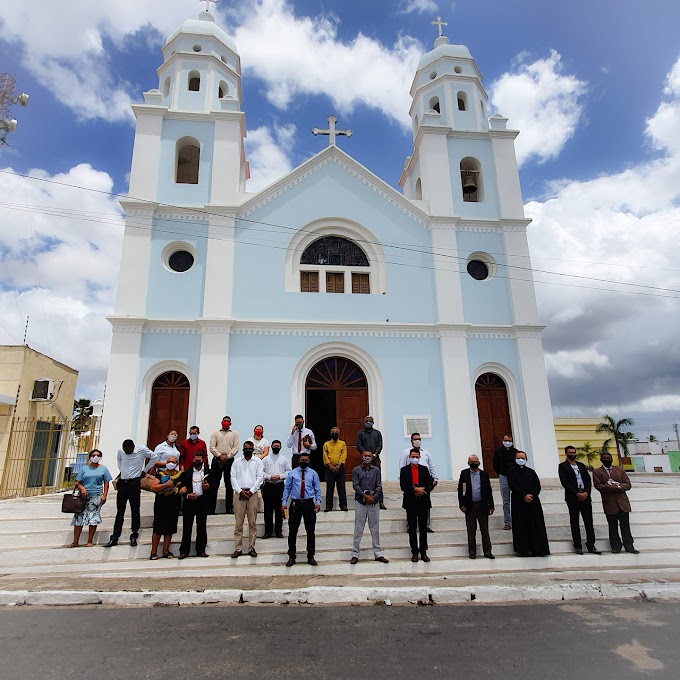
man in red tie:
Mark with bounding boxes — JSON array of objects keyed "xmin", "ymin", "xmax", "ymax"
[
  {"xmin": 286, "ymin": 414, "xmax": 317, "ymax": 469},
  {"xmin": 400, "ymin": 448, "xmax": 434, "ymax": 562}
]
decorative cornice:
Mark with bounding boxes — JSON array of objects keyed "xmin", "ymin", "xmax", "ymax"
[{"xmin": 155, "ymin": 211, "xmax": 208, "ymax": 223}]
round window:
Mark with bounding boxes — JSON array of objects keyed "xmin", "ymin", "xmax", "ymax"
[
  {"xmin": 193, "ymin": 44, "xmax": 202, "ymax": 52},
  {"xmin": 168, "ymin": 250, "xmax": 195, "ymax": 273},
  {"xmin": 467, "ymin": 259, "xmax": 489, "ymax": 281},
  {"xmin": 429, "ymin": 71, "xmax": 437, "ymax": 80},
  {"xmin": 454, "ymin": 66, "xmax": 463, "ymax": 74}
]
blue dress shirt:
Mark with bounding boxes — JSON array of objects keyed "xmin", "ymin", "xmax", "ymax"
[{"xmin": 282, "ymin": 466, "xmax": 321, "ymax": 505}]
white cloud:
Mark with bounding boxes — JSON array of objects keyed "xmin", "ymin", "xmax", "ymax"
[
  {"xmin": 402, "ymin": 1, "xmax": 439, "ymax": 14},
  {"xmin": 545, "ymin": 348, "xmax": 610, "ymax": 379},
  {"xmin": 245, "ymin": 124, "xmax": 296, "ymax": 192},
  {"xmin": 489, "ymin": 50, "xmax": 587, "ymax": 165},
  {"xmin": 0, "ymin": 164, "xmax": 124, "ymax": 397}
]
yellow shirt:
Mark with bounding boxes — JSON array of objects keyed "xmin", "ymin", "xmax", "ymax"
[{"xmin": 323, "ymin": 439, "xmax": 347, "ymax": 466}]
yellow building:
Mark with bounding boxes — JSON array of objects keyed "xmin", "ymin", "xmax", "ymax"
[
  {"xmin": 0, "ymin": 345, "xmax": 78, "ymax": 486},
  {"xmin": 554, "ymin": 417, "xmax": 621, "ymax": 467}
]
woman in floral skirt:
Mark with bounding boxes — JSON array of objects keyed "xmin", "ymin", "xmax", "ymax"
[{"xmin": 69, "ymin": 449, "xmax": 112, "ymax": 547}]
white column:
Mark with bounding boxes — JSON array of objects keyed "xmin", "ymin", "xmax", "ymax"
[
  {"xmin": 202, "ymin": 211, "xmax": 236, "ymax": 318},
  {"xmin": 419, "ymin": 129, "xmax": 455, "ymax": 215},
  {"xmin": 195, "ymin": 323, "xmax": 231, "ymax": 434},
  {"xmin": 128, "ymin": 111, "xmax": 163, "ymax": 202},
  {"xmin": 98, "ymin": 322, "xmax": 144, "ymax": 478},
  {"xmin": 503, "ymin": 223, "xmax": 539, "ymax": 326},
  {"xmin": 210, "ymin": 115, "xmax": 245, "ymax": 204},
  {"xmin": 114, "ymin": 206, "xmax": 154, "ymax": 317},
  {"xmin": 431, "ymin": 224, "xmax": 464, "ymax": 323},
  {"xmin": 516, "ymin": 331, "xmax": 559, "ymax": 479},
  {"xmin": 439, "ymin": 330, "xmax": 478, "ymax": 476}
]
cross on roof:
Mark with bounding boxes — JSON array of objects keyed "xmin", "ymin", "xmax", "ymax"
[
  {"xmin": 432, "ymin": 16, "xmax": 448, "ymax": 38},
  {"xmin": 201, "ymin": 0, "xmax": 217, "ymax": 12},
  {"xmin": 312, "ymin": 115, "xmax": 352, "ymax": 147}
]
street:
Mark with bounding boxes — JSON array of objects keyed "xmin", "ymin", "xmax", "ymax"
[{"xmin": 1, "ymin": 600, "xmax": 679, "ymax": 679}]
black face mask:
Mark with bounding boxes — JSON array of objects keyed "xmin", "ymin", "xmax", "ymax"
[
  {"xmin": 271, "ymin": 447, "xmax": 281, "ymax": 454},
  {"xmin": 469, "ymin": 462, "xmax": 480, "ymax": 469},
  {"xmin": 566, "ymin": 453, "xmax": 577, "ymax": 459},
  {"xmin": 602, "ymin": 460, "xmax": 612, "ymax": 468},
  {"xmin": 298, "ymin": 461, "xmax": 309, "ymax": 469},
  {"xmin": 331, "ymin": 433, "xmax": 339, "ymax": 441},
  {"xmin": 193, "ymin": 461, "xmax": 203, "ymax": 469},
  {"xmin": 243, "ymin": 451, "xmax": 253, "ymax": 459}
]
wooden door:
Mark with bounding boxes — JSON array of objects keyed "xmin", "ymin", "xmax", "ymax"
[
  {"xmin": 147, "ymin": 372, "xmax": 190, "ymax": 449},
  {"xmin": 337, "ymin": 388, "xmax": 369, "ymax": 478},
  {"xmin": 475, "ymin": 373, "xmax": 512, "ymax": 477}
]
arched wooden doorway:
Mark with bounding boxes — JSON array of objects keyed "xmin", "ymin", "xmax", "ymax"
[
  {"xmin": 305, "ymin": 357, "xmax": 368, "ymax": 479},
  {"xmin": 147, "ymin": 371, "xmax": 190, "ymax": 449},
  {"xmin": 475, "ymin": 372, "xmax": 512, "ymax": 477}
]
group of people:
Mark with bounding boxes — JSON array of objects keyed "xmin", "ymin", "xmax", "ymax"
[{"xmin": 67, "ymin": 420, "xmax": 640, "ymax": 564}]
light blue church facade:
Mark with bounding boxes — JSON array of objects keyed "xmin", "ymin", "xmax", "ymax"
[{"xmin": 99, "ymin": 12, "xmax": 558, "ymax": 481}]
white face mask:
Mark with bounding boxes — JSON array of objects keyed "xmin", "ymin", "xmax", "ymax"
[
  {"xmin": 503, "ymin": 441, "xmax": 513, "ymax": 448},
  {"xmin": 412, "ymin": 440, "xmax": 422, "ymax": 449},
  {"xmin": 168, "ymin": 435, "xmax": 177, "ymax": 443},
  {"xmin": 165, "ymin": 462, "xmax": 177, "ymax": 471},
  {"xmin": 90, "ymin": 456, "xmax": 101, "ymax": 464},
  {"xmin": 516, "ymin": 458, "xmax": 527, "ymax": 467},
  {"xmin": 189, "ymin": 433, "xmax": 198, "ymax": 441},
  {"xmin": 409, "ymin": 457, "xmax": 420, "ymax": 465}
]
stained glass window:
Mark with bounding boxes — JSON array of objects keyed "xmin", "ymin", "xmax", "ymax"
[{"xmin": 300, "ymin": 236, "xmax": 369, "ymax": 267}]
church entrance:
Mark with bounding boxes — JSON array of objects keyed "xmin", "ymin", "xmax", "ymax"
[
  {"xmin": 305, "ymin": 357, "xmax": 369, "ymax": 480},
  {"xmin": 147, "ymin": 371, "xmax": 190, "ymax": 449},
  {"xmin": 475, "ymin": 373, "xmax": 512, "ymax": 477}
]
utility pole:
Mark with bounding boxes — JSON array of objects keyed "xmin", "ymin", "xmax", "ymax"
[
  {"xmin": 0, "ymin": 73, "xmax": 29, "ymax": 152},
  {"xmin": 674, "ymin": 423, "xmax": 680, "ymax": 456}
]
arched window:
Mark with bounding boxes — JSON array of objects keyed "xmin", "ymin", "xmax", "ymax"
[
  {"xmin": 163, "ymin": 77, "xmax": 171, "ymax": 98},
  {"xmin": 301, "ymin": 236, "xmax": 369, "ymax": 267},
  {"xmin": 188, "ymin": 70, "xmax": 201, "ymax": 91},
  {"xmin": 218, "ymin": 80, "xmax": 228, "ymax": 99},
  {"xmin": 428, "ymin": 96, "xmax": 441, "ymax": 114},
  {"xmin": 460, "ymin": 157, "xmax": 483, "ymax": 203},
  {"xmin": 457, "ymin": 91, "xmax": 468, "ymax": 111},
  {"xmin": 176, "ymin": 137, "xmax": 200, "ymax": 184},
  {"xmin": 414, "ymin": 178, "xmax": 423, "ymax": 200}
]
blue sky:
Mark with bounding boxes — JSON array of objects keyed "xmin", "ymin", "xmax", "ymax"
[{"xmin": 1, "ymin": 0, "xmax": 679, "ymax": 442}]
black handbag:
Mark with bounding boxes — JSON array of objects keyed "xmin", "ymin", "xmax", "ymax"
[{"xmin": 61, "ymin": 487, "xmax": 86, "ymax": 514}]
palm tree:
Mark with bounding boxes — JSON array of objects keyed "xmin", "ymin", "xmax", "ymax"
[
  {"xmin": 596, "ymin": 414, "xmax": 635, "ymax": 463},
  {"xmin": 648, "ymin": 435, "xmax": 658, "ymax": 443},
  {"xmin": 72, "ymin": 399, "xmax": 93, "ymax": 435},
  {"xmin": 576, "ymin": 441, "xmax": 599, "ymax": 470}
]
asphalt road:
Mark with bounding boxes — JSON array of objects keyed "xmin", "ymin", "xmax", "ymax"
[{"xmin": 2, "ymin": 601, "xmax": 679, "ymax": 679}]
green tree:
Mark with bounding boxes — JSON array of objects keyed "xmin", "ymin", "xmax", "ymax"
[
  {"xmin": 72, "ymin": 398, "xmax": 93, "ymax": 435},
  {"xmin": 596, "ymin": 414, "xmax": 635, "ymax": 463},
  {"xmin": 648, "ymin": 435, "xmax": 658, "ymax": 443},
  {"xmin": 576, "ymin": 441, "xmax": 599, "ymax": 471}
]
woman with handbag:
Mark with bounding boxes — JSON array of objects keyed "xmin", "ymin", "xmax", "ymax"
[
  {"xmin": 68, "ymin": 449, "xmax": 112, "ymax": 548},
  {"xmin": 149, "ymin": 454, "xmax": 183, "ymax": 559}
]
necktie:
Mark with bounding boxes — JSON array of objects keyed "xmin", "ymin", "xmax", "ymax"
[
  {"xmin": 300, "ymin": 469, "xmax": 305, "ymax": 499},
  {"xmin": 298, "ymin": 430, "xmax": 302, "ymax": 453}
]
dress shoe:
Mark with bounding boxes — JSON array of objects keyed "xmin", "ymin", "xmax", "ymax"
[
  {"xmin": 225, "ymin": 509, "xmax": 235, "ymax": 515},
  {"xmin": 130, "ymin": 537, "xmax": 138, "ymax": 547},
  {"xmin": 575, "ymin": 548, "xmax": 584, "ymax": 555},
  {"xmin": 261, "ymin": 533, "xmax": 272, "ymax": 540},
  {"xmin": 379, "ymin": 502, "xmax": 387, "ymax": 510},
  {"xmin": 104, "ymin": 539, "xmax": 118, "ymax": 548},
  {"xmin": 178, "ymin": 554, "xmax": 188, "ymax": 560},
  {"xmin": 484, "ymin": 553, "xmax": 495, "ymax": 559},
  {"xmin": 411, "ymin": 553, "xmax": 418, "ymax": 562},
  {"xmin": 426, "ymin": 527, "xmax": 434, "ymax": 533},
  {"xmin": 612, "ymin": 548, "xmax": 622, "ymax": 554},
  {"xmin": 350, "ymin": 556, "xmax": 359, "ymax": 564},
  {"xmin": 196, "ymin": 553, "xmax": 209, "ymax": 558},
  {"xmin": 588, "ymin": 548, "xmax": 602, "ymax": 555},
  {"xmin": 286, "ymin": 557, "xmax": 296, "ymax": 567},
  {"xmin": 625, "ymin": 548, "xmax": 640, "ymax": 554},
  {"xmin": 248, "ymin": 548, "xmax": 257, "ymax": 557},
  {"xmin": 275, "ymin": 533, "xmax": 284, "ymax": 538},
  {"xmin": 420, "ymin": 553, "xmax": 431, "ymax": 563},
  {"xmin": 324, "ymin": 508, "xmax": 332, "ymax": 512},
  {"xmin": 230, "ymin": 550, "xmax": 242, "ymax": 558},
  {"xmin": 307, "ymin": 557, "xmax": 318, "ymax": 566},
  {"xmin": 469, "ymin": 552, "xmax": 476, "ymax": 559},
  {"xmin": 375, "ymin": 556, "xmax": 389, "ymax": 563},
  {"xmin": 341, "ymin": 507, "xmax": 348, "ymax": 512}
]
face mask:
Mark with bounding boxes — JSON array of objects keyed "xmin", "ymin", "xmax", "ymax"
[
  {"xmin": 516, "ymin": 459, "xmax": 527, "ymax": 467},
  {"xmin": 298, "ymin": 461, "xmax": 309, "ymax": 469},
  {"xmin": 193, "ymin": 461, "xmax": 203, "ymax": 469},
  {"xmin": 243, "ymin": 450, "xmax": 253, "ymax": 459},
  {"xmin": 364, "ymin": 422, "xmax": 373, "ymax": 429},
  {"xmin": 271, "ymin": 447, "xmax": 281, "ymax": 454},
  {"xmin": 190, "ymin": 433, "xmax": 198, "ymax": 441},
  {"xmin": 90, "ymin": 456, "xmax": 101, "ymax": 464},
  {"xmin": 296, "ymin": 422, "xmax": 303, "ymax": 430},
  {"xmin": 254, "ymin": 430, "xmax": 263, "ymax": 438},
  {"xmin": 469, "ymin": 462, "xmax": 479, "ymax": 469},
  {"xmin": 331, "ymin": 433, "xmax": 339, "ymax": 441},
  {"xmin": 566, "ymin": 453, "xmax": 577, "ymax": 460},
  {"xmin": 222, "ymin": 422, "xmax": 231, "ymax": 430},
  {"xmin": 165, "ymin": 462, "xmax": 177, "ymax": 470},
  {"xmin": 168, "ymin": 435, "xmax": 177, "ymax": 443},
  {"xmin": 363, "ymin": 456, "xmax": 373, "ymax": 465},
  {"xmin": 412, "ymin": 440, "xmax": 422, "ymax": 449},
  {"xmin": 503, "ymin": 441, "xmax": 513, "ymax": 448},
  {"xmin": 409, "ymin": 457, "xmax": 419, "ymax": 465},
  {"xmin": 602, "ymin": 460, "xmax": 612, "ymax": 468}
]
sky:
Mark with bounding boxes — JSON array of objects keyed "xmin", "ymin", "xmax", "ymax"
[{"xmin": 0, "ymin": 0, "xmax": 679, "ymax": 443}]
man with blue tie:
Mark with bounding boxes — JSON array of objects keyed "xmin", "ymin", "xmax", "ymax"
[{"xmin": 282, "ymin": 452, "xmax": 321, "ymax": 567}]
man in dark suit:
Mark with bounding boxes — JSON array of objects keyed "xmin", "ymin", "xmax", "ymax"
[
  {"xmin": 178, "ymin": 451, "xmax": 214, "ymax": 559},
  {"xmin": 593, "ymin": 452, "xmax": 639, "ymax": 554},
  {"xmin": 400, "ymin": 448, "xmax": 434, "ymax": 562},
  {"xmin": 458, "ymin": 455, "xmax": 495, "ymax": 559},
  {"xmin": 558, "ymin": 445, "xmax": 601, "ymax": 555}
]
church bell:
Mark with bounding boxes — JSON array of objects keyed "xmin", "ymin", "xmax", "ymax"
[{"xmin": 462, "ymin": 171, "xmax": 478, "ymax": 194}]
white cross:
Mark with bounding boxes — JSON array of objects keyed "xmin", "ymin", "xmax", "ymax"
[
  {"xmin": 312, "ymin": 115, "xmax": 352, "ymax": 147},
  {"xmin": 201, "ymin": 0, "xmax": 217, "ymax": 12},
  {"xmin": 432, "ymin": 16, "xmax": 448, "ymax": 38}
]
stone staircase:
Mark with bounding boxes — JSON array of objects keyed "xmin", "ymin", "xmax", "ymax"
[{"xmin": 1, "ymin": 477, "xmax": 679, "ymax": 589}]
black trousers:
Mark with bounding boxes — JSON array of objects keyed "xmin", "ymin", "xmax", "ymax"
[
  {"xmin": 465, "ymin": 502, "xmax": 492, "ymax": 556},
  {"xmin": 111, "ymin": 478, "xmax": 141, "ymax": 540},
  {"xmin": 325, "ymin": 465, "xmax": 347, "ymax": 509},
  {"xmin": 566, "ymin": 497, "xmax": 596, "ymax": 550},
  {"xmin": 208, "ymin": 457, "xmax": 234, "ymax": 513},
  {"xmin": 262, "ymin": 482, "xmax": 285, "ymax": 535},
  {"xmin": 606, "ymin": 510, "xmax": 635, "ymax": 551},
  {"xmin": 179, "ymin": 497, "xmax": 208, "ymax": 555},
  {"xmin": 406, "ymin": 503, "xmax": 429, "ymax": 555},
  {"xmin": 288, "ymin": 498, "xmax": 316, "ymax": 558}
]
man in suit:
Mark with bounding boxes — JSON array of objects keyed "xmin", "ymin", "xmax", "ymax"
[
  {"xmin": 558, "ymin": 445, "xmax": 601, "ymax": 555},
  {"xmin": 458, "ymin": 455, "xmax": 495, "ymax": 559},
  {"xmin": 593, "ymin": 452, "xmax": 640, "ymax": 554},
  {"xmin": 178, "ymin": 451, "xmax": 213, "ymax": 558},
  {"xmin": 400, "ymin": 448, "xmax": 434, "ymax": 562}
]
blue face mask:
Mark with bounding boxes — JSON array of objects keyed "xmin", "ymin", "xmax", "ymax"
[{"xmin": 364, "ymin": 422, "xmax": 373, "ymax": 429}]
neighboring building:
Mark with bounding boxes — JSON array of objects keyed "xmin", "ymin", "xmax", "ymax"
[
  {"xmin": 0, "ymin": 345, "xmax": 78, "ymax": 484},
  {"xmin": 553, "ymin": 418, "xmax": 619, "ymax": 464},
  {"xmin": 100, "ymin": 12, "xmax": 558, "ymax": 480}
]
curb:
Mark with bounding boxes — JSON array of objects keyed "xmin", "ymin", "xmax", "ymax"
[{"xmin": 2, "ymin": 583, "xmax": 680, "ymax": 607}]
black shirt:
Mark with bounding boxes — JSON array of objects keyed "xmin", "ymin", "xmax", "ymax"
[{"xmin": 492, "ymin": 445, "xmax": 517, "ymax": 477}]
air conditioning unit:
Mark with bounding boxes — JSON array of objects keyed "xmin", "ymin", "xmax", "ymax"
[{"xmin": 31, "ymin": 379, "xmax": 55, "ymax": 401}]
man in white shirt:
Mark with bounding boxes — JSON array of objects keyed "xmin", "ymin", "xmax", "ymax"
[
  {"xmin": 178, "ymin": 451, "xmax": 212, "ymax": 558},
  {"xmin": 209, "ymin": 416, "xmax": 240, "ymax": 514},
  {"xmin": 400, "ymin": 433, "xmax": 438, "ymax": 532},
  {"xmin": 230, "ymin": 440, "xmax": 265, "ymax": 558},
  {"xmin": 261, "ymin": 439, "xmax": 291, "ymax": 538},
  {"xmin": 286, "ymin": 414, "xmax": 317, "ymax": 469}
]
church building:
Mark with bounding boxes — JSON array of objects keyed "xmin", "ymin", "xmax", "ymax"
[{"xmin": 99, "ymin": 11, "xmax": 558, "ymax": 480}]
